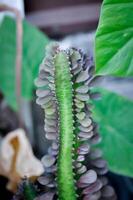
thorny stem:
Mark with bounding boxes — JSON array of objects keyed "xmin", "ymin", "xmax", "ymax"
[
  {"xmin": 54, "ymin": 52, "xmax": 76, "ymax": 200},
  {"xmin": 35, "ymin": 44, "xmax": 117, "ymax": 200},
  {"xmin": 0, "ymin": 4, "xmax": 23, "ymax": 127}
]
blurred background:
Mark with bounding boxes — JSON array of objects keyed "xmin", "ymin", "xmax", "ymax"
[{"xmin": 0, "ymin": 0, "xmax": 133, "ymax": 199}]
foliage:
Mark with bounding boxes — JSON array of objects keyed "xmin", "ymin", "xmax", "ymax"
[
  {"xmin": 0, "ymin": 16, "xmax": 49, "ymax": 110},
  {"xmin": 91, "ymin": 88, "xmax": 133, "ymax": 177},
  {"xmin": 94, "ymin": 0, "xmax": 133, "ymax": 177},
  {"xmin": 95, "ymin": 0, "xmax": 133, "ymax": 76}
]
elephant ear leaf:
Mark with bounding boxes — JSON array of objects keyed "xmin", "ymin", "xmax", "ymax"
[
  {"xmin": 91, "ymin": 88, "xmax": 133, "ymax": 177},
  {"xmin": 95, "ymin": 0, "xmax": 133, "ymax": 77},
  {"xmin": 0, "ymin": 16, "xmax": 49, "ymax": 110}
]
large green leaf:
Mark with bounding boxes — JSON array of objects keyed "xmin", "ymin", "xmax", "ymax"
[
  {"xmin": 91, "ymin": 88, "xmax": 133, "ymax": 177},
  {"xmin": 0, "ymin": 17, "xmax": 49, "ymax": 110},
  {"xmin": 95, "ymin": 0, "xmax": 133, "ymax": 76}
]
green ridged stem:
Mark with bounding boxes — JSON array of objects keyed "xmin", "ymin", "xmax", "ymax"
[
  {"xmin": 23, "ymin": 181, "xmax": 37, "ymax": 200},
  {"xmin": 54, "ymin": 52, "xmax": 76, "ymax": 200}
]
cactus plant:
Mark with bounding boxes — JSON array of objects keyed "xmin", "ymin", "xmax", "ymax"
[{"xmin": 34, "ymin": 43, "xmax": 117, "ymax": 200}]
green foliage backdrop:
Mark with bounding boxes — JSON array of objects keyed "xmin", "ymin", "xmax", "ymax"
[
  {"xmin": 94, "ymin": 0, "xmax": 133, "ymax": 177},
  {"xmin": 0, "ymin": 17, "xmax": 49, "ymax": 110},
  {"xmin": 91, "ymin": 89, "xmax": 133, "ymax": 177},
  {"xmin": 95, "ymin": 0, "xmax": 133, "ymax": 76}
]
